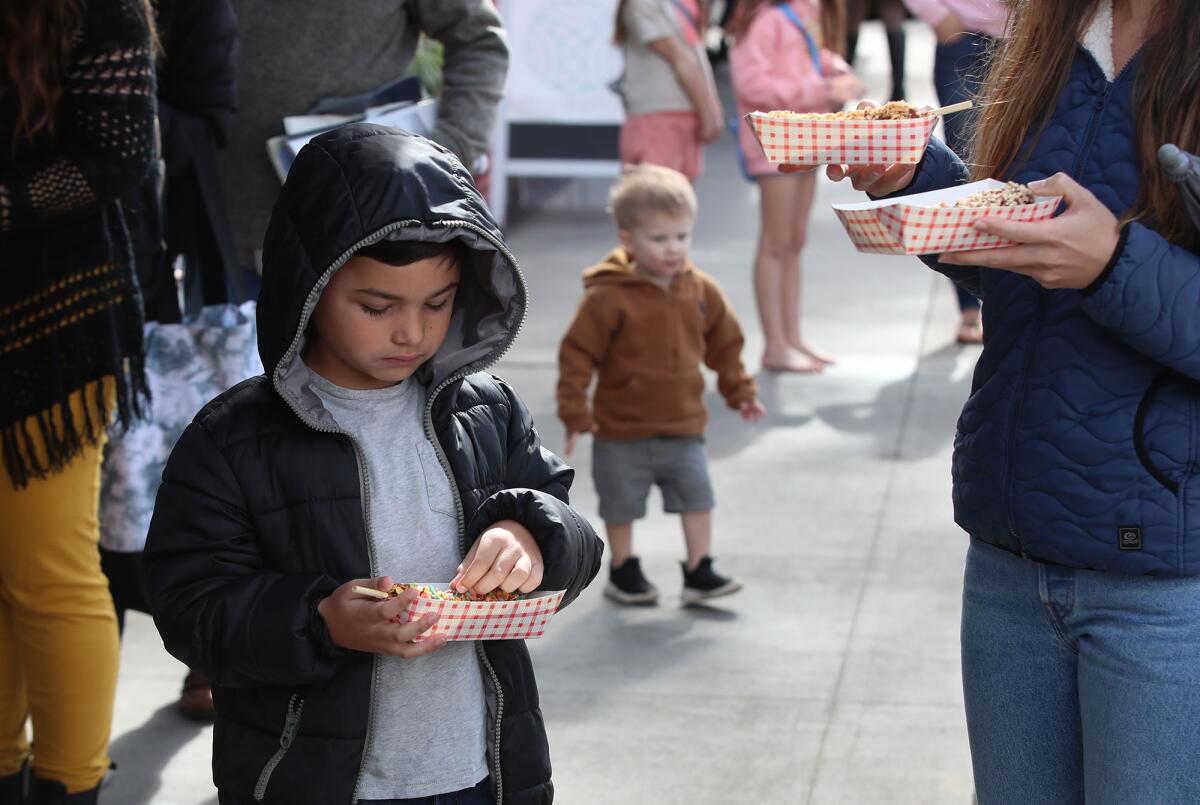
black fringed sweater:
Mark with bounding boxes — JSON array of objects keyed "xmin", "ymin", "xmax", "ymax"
[{"xmin": 0, "ymin": 0, "xmax": 157, "ymax": 487}]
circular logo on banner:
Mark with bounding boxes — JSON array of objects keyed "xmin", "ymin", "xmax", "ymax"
[{"xmin": 508, "ymin": 0, "xmax": 624, "ymax": 123}]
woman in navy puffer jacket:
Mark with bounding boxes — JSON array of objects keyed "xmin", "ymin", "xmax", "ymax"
[{"xmin": 800, "ymin": 0, "xmax": 1200, "ymax": 801}]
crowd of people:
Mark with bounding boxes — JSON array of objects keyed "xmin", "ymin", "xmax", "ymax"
[{"xmin": 2, "ymin": 0, "xmax": 1199, "ymax": 803}]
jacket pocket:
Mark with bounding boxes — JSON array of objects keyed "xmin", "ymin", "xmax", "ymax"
[
  {"xmin": 1134, "ymin": 369, "xmax": 1181, "ymax": 495},
  {"xmin": 416, "ymin": 439, "xmax": 457, "ymax": 519},
  {"xmin": 253, "ymin": 694, "xmax": 304, "ymax": 802}
]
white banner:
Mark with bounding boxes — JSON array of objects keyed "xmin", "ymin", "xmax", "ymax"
[{"xmin": 501, "ymin": 0, "xmax": 625, "ymax": 124}]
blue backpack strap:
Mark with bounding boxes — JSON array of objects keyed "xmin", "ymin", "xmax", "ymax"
[{"xmin": 778, "ymin": 4, "xmax": 824, "ymax": 76}]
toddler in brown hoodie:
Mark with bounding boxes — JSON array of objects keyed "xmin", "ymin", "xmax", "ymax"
[{"xmin": 557, "ymin": 165, "xmax": 767, "ymax": 605}]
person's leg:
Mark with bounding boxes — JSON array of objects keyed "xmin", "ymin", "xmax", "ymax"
[
  {"xmin": 955, "ymin": 291, "xmax": 983, "ymax": 342},
  {"xmin": 845, "ymin": 0, "xmax": 867, "ymax": 64},
  {"xmin": 656, "ymin": 438, "xmax": 739, "ymax": 601},
  {"xmin": 755, "ymin": 176, "xmax": 823, "ymax": 372},
  {"xmin": 99, "ymin": 546, "xmax": 144, "ymax": 635},
  {"xmin": 1074, "ymin": 570, "xmax": 1200, "ymax": 804},
  {"xmin": 0, "ymin": 585, "xmax": 30, "ymax": 783},
  {"xmin": 878, "ymin": 0, "xmax": 908, "ymax": 101},
  {"xmin": 0, "ymin": 382, "xmax": 119, "ymax": 796},
  {"xmin": 960, "ymin": 539, "xmax": 1084, "ymax": 804},
  {"xmin": 781, "ymin": 170, "xmax": 834, "ymax": 365},
  {"xmin": 678, "ymin": 510, "xmax": 741, "ymax": 602},
  {"xmin": 680, "ymin": 511, "xmax": 712, "ymax": 570},
  {"xmin": 656, "ymin": 438, "xmax": 716, "ymax": 568},
  {"xmin": 931, "ymin": 33, "xmax": 989, "ymax": 323},
  {"xmin": 605, "ymin": 522, "xmax": 634, "ymax": 567},
  {"xmin": 593, "ymin": 439, "xmax": 658, "ymax": 604}
]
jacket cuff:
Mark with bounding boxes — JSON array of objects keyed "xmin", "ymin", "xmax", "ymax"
[
  {"xmin": 306, "ymin": 578, "xmax": 347, "ymax": 661},
  {"xmin": 1080, "ymin": 224, "xmax": 1130, "ymax": 298},
  {"xmin": 464, "ymin": 487, "xmax": 596, "ymax": 607},
  {"xmin": 723, "ymin": 380, "xmax": 758, "ymax": 410}
]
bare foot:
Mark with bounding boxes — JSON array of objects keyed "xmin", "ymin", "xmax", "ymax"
[
  {"xmin": 956, "ymin": 309, "xmax": 983, "ymax": 345},
  {"xmin": 791, "ymin": 340, "xmax": 837, "ymax": 366},
  {"xmin": 762, "ymin": 347, "xmax": 824, "ymax": 373}
]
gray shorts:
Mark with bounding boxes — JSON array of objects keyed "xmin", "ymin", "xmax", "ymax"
[{"xmin": 592, "ymin": 436, "xmax": 714, "ymax": 523}]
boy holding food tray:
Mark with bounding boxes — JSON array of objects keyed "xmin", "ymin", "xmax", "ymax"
[
  {"xmin": 557, "ymin": 164, "xmax": 767, "ymax": 606},
  {"xmin": 142, "ymin": 125, "xmax": 603, "ymax": 805}
]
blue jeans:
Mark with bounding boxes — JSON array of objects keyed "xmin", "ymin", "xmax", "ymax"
[
  {"xmin": 961, "ymin": 539, "xmax": 1200, "ymax": 804},
  {"xmin": 359, "ymin": 778, "xmax": 492, "ymax": 805},
  {"xmin": 933, "ymin": 32, "xmax": 992, "ymax": 313}
]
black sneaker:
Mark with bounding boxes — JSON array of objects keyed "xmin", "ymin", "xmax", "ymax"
[
  {"xmin": 681, "ymin": 556, "xmax": 743, "ymax": 603},
  {"xmin": 605, "ymin": 556, "xmax": 660, "ymax": 605}
]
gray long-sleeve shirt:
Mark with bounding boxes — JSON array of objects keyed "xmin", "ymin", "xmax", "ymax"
[{"xmin": 218, "ymin": 0, "xmax": 508, "ymax": 264}]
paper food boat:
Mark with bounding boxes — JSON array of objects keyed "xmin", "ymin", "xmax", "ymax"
[
  {"xmin": 399, "ymin": 584, "xmax": 566, "ymax": 642},
  {"xmin": 831, "ymin": 179, "xmax": 1061, "ymax": 255},
  {"xmin": 745, "ymin": 110, "xmax": 937, "ymax": 166}
]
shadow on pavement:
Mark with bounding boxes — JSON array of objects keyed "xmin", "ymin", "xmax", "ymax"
[
  {"xmin": 705, "ymin": 373, "xmax": 814, "ymax": 459},
  {"xmin": 813, "ymin": 342, "xmax": 972, "ymax": 460},
  {"xmin": 532, "ymin": 600, "xmax": 735, "ymax": 714},
  {"xmin": 680, "ymin": 602, "xmax": 740, "ymax": 620},
  {"xmin": 107, "ymin": 703, "xmax": 210, "ymax": 805}
]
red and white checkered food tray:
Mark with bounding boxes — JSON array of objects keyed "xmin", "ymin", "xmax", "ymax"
[
  {"xmin": 399, "ymin": 585, "xmax": 566, "ymax": 642},
  {"xmin": 746, "ymin": 111, "xmax": 937, "ymax": 166},
  {"xmin": 831, "ymin": 179, "xmax": 1061, "ymax": 255}
]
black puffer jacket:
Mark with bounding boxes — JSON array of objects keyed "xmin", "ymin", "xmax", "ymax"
[{"xmin": 143, "ymin": 126, "xmax": 603, "ymax": 805}]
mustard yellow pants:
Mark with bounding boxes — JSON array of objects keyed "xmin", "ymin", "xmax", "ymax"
[{"xmin": 0, "ymin": 381, "xmax": 118, "ymax": 793}]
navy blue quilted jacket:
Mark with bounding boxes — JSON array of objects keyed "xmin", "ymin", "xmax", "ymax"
[{"xmin": 900, "ymin": 48, "xmax": 1200, "ymax": 576}]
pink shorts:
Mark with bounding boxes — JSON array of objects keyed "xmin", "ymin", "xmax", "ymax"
[{"xmin": 619, "ymin": 111, "xmax": 704, "ymax": 182}]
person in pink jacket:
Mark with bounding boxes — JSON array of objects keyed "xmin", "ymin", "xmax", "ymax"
[{"xmin": 730, "ymin": 0, "xmax": 863, "ymax": 372}]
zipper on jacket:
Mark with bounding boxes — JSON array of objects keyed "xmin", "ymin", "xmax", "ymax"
[
  {"xmin": 422, "ymin": 403, "xmax": 506, "ymax": 805},
  {"xmin": 419, "ymin": 218, "xmax": 530, "ymax": 804},
  {"xmin": 254, "ymin": 694, "xmax": 305, "ymax": 801},
  {"xmin": 272, "ymin": 217, "xmax": 527, "ymax": 805},
  {"xmin": 1067, "ymin": 82, "xmax": 1112, "ymax": 182},
  {"xmin": 347, "ymin": 434, "xmax": 385, "ymax": 805},
  {"xmin": 269, "ymin": 220, "xmax": 420, "ymax": 805}
]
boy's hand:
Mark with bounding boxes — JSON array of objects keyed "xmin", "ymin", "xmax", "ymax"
[
  {"xmin": 317, "ymin": 576, "xmax": 447, "ymax": 658},
  {"xmin": 452, "ymin": 520, "xmax": 545, "ymax": 595},
  {"xmin": 740, "ymin": 399, "xmax": 768, "ymax": 423},
  {"xmin": 564, "ymin": 424, "xmax": 598, "ymax": 456}
]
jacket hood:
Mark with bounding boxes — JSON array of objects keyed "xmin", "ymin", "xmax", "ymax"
[
  {"xmin": 257, "ymin": 124, "xmax": 525, "ymax": 422},
  {"xmin": 582, "ymin": 247, "xmax": 692, "ymax": 288}
]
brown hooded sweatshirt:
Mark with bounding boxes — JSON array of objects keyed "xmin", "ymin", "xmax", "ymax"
[{"xmin": 557, "ymin": 248, "xmax": 757, "ymax": 441}]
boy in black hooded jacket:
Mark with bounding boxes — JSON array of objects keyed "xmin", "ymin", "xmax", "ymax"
[{"xmin": 143, "ymin": 124, "xmax": 604, "ymax": 805}]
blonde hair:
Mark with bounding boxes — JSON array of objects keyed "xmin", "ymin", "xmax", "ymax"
[{"xmin": 608, "ymin": 165, "xmax": 698, "ymax": 231}]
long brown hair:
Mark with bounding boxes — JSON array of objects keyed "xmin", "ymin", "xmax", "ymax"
[
  {"xmin": 2, "ymin": 0, "xmax": 159, "ymax": 147},
  {"xmin": 726, "ymin": 0, "xmax": 847, "ymax": 57},
  {"xmin": 972, "ymin": 0, "xmax": 1200, "ymax": 249},
  {"xmin": 615, "ymin": 0, "xmax": 712, "ymax": 45},
  {"xmin": 1, "ymin": 0, "xmax": 83, "ymax": 144}
]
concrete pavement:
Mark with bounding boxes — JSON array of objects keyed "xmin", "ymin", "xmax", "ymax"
[{"xmin": 106, "ymin": 21, "xmax": 980, "ymax": 804}]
